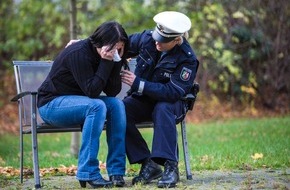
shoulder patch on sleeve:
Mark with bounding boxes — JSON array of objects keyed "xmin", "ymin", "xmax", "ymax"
[{"xmin": 180, "ymin": 67, "xmax": 192, "ymax": 81}]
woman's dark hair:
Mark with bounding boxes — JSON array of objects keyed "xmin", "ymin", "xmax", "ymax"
[{"xmin": 89, "ymin": 21, "xmax": 129, "ymax": 57}]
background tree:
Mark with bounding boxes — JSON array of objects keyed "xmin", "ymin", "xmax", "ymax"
[{"xmin": 69, "ymin": 0, "xmax": 80, "ymax": 158}]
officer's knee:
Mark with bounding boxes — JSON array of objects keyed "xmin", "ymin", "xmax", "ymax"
[{"xmin": 153, "ymin": 102, "xmax": 173, "ymax": 114}]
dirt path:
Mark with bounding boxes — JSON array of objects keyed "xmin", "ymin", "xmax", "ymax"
[{"xmin": 1, "ymin": 169, "xmax": 289, "ymax": 189}]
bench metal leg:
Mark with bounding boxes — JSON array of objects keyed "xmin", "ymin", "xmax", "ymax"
[
  {"xmin": 180, "ymin": 120, "xmax": 193, "ymax": 180},
  {"xmin": 31, "ymin": 94, "xmax": 41, "ymax": 189},
  {"xmin": 18, "ymin": 102, "xmax": 24, "ymax": 184},
  {"xmin": 20, "ymin": 126, "xmax": 23, "ymax": 183}
]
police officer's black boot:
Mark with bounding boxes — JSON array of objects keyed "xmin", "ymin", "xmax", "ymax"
[
  {"xmin": 157, "ymin": 160, "xmax": 179, "ymax": 188},
  {"xmin": 132, "ymin": 158, "xmax": 163, "ymax": 185}
]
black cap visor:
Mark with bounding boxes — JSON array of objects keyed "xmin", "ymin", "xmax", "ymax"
[{"xmin": 152, "ymin": 29, "xmax": 176, "ymax": 43}]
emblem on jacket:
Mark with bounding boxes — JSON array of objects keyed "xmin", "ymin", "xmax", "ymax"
[{"xmin": 180, "ymin": 67, "xmax": 192, "ymax": 81}]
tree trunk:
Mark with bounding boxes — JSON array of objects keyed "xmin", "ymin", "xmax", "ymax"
[{"xmin": 69, "ymin": 0, "xmax": 80, "ymax": 158}]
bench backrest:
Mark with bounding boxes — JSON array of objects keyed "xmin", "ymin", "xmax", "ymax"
[
  {"xmin": 13, "ymin": 60, "xmax": 137, "ymax": 127},
  {"xmin": 13, "ymin": 61, "xmax": 53, "ymax": 126}
]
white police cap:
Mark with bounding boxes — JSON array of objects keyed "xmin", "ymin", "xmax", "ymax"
[{"xmin": 152, "ymin": 11, "xmax": 191, "ymax": 43}]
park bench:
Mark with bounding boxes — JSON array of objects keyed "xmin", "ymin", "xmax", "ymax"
[{"xmin": 11, "ymin": 60, "xmax": 199, "ymax": 188}]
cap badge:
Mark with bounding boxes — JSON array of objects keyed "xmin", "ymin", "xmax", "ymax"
[{"xmin": 158, "ymin": 24, "xmax": 165, "ymax": 33}]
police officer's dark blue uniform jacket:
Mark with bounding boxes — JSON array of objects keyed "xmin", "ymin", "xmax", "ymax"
[{"xmin": 127, "ymin": 30, "xmax": 199, "ymax": 103}]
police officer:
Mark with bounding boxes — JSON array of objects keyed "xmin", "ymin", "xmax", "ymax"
[{"xmin": 121, "ymin": 11, "xmax": 199, "ymax": 188}]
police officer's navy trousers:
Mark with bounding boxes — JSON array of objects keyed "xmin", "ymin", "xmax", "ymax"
[{"xmin": 123, "ymin": 95, "xmax": 185, "ymax": 166}]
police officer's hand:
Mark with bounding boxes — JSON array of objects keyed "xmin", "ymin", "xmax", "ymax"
[
  {"xmin": 65, "ymin": 39, "xmax": 80, "ymax": 48},
  {"xmin": 121, "ymin": 70, "xmax": 136, "ymax": 86}
]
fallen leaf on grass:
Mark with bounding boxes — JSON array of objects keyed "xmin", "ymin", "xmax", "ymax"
[
  {"xmin": 99, "ymin": 161, "xmax": 106, "ymax": 170},
  {"xmin": 0, "ymin": 167, "xmax": 19, "ymax": 177},
  {"xmin": 58, "ymin": 165, "xmax": 77, "ymax": 176},
  {"xmin": 251, "ymin": 153, "xmax": 263, "ymax": 160},
  {"xmin": 0, "ymin": 161, "xmax": 107, "ymax": 178}
]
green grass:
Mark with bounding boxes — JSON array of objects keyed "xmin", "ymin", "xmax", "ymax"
[
  {"xmin": 0, "ymin": 116, "xmax": 289, "ymax": 176},
  {"xmin": 189, "ymin": 116, "xmax": 290, "ymax": 170}
]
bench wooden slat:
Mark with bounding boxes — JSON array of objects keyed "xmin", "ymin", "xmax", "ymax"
[{"xmin": 21, "ymin": 122, "xmax": 154, "ymax": 134}]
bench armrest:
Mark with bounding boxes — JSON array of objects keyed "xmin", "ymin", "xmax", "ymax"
[
  {"xmin": 181, "ymin": 82, "xmax": 200, "ymax": 111},
  {"xmin": 10, "ymin": 91, "xmax": 37, "ymax": 102}
]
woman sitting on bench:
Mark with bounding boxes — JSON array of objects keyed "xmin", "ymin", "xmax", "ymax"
[{"xmin": 37, "ymin": 21, "xmax": 129, "ymax": 188}]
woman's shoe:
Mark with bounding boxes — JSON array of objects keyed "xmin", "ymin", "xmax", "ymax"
[
  {"xmin": 109, "ymin": 175, "xmax": 125, "ymax": 187},
  {"xmin": 79, "ymin": 180, "xmax": 86, "ymax": 188},
  {"xmin": 79, "ymin": 178, "xmax": 113, "ymax": 188}
]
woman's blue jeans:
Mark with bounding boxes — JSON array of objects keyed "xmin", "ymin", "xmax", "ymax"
[{"xmin": 38, "ymin": 95, "xmax": 126, "ymax": 181}]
